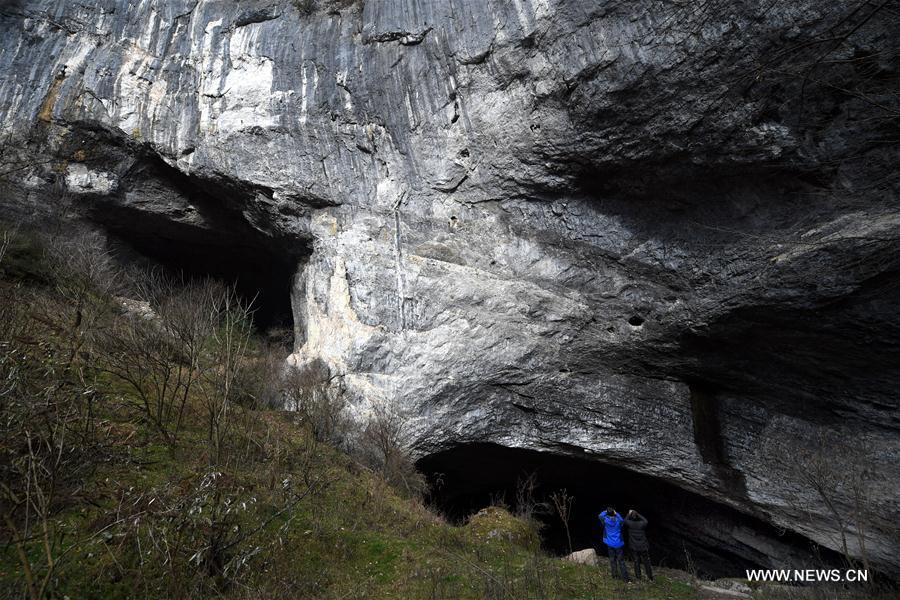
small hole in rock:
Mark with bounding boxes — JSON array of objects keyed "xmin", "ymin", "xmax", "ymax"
[{"xmin": 628, "ymin": 315, "xmax": 645, "ymax": 327}]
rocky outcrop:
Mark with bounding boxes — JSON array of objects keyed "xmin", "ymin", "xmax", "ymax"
[
  {"xmin": 0, "ymin": 0, "xmax": 898, "ymax": 576},
  {"xmin": 565, "ymin": 549, "xmax": 599, "ymax": 567}
]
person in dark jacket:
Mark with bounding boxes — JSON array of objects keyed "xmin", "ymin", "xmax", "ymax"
[
  {"xmin": 624, "ymin": 509, "xmax": 653, "ymax": 581},
  {"xmin": 599, "ymin": 507, "xmax": 630, "ymax": 581}
]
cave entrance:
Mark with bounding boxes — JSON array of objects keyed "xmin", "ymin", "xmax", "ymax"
[
  {"xmin": 107, "ymin": 226, "xmax": 304, "ymax": 333},
  {"xmin": 418, "ymin": 443, "xmax": 833, "ymax": 579},
  {"xmin": 78, "ymin": 151, "xmax": 309, "ymax": 336},
  {"xmin": 88, "ymin": 196, "xmax": 308, "ymax": 337}
]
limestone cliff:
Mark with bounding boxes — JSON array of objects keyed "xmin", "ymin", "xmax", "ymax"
[{"xmin": 1, "ymin": 0, "xmax": 898, "ymax": 576}]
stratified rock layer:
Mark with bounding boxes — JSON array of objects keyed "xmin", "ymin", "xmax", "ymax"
[{"xmin": 1, "ymin": 0, "xmax": 898, "ymax": 574}]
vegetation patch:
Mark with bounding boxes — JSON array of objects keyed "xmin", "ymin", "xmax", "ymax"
[{"xmin": 464, "ymin": 506, "xmax": 541, "ymax": 552}]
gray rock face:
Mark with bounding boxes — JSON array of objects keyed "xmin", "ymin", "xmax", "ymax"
[{"xmin": 1, "ymin": 0, "xmax": 898, "ymax": 576}]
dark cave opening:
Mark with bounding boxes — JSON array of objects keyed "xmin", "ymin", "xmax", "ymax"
[
  {"xmin": 107, "ymin": 227, "xmax": 301, "ymax": 331},
  {"xmin": 418, "ymin": 443, "xmax": 840, "ymax": 579}
]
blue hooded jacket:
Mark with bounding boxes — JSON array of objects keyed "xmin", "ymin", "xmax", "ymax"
[{"xmin": 599, "ymin": 511, "xmax": 624, "ymax": 548}]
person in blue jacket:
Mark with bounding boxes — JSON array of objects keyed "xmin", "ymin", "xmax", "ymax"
[{"xmin": 599, "ymin": 507, "xmax": 630, "ymax": 581}]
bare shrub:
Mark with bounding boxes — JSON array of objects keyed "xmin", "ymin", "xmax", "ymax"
[
  {"xmin": 550, "ymin": 488, "xmax": 574, "ymax": 556},
  {"xmin": 765, "ymin": 427, "xmax": 879, "ymax": 575},
  {"xmin": 355, "ymin": 399, "xmax": 425, "ymax": 498},
  {"xmin": 682, "ymin": 542, "xmax": 698, "ymax": 583},
  {"xmin": 195, "ymin": 286, "xmax": 254, "ymax": 465},
  {"xmin": 239, "ymin": 341, "xmax": 290, "ymax": 410},
  {"xmin": 0, "ymin": 245, "xmax": 105, "ymax": 599},
  {"xmin": 281, "ymin": 359, "xmax": 353, "ymax": 446},
  {"xmin": 44, "ymin": 227, "xmax": 121, "ymax": 295},
  {"xmin": 100, "ymin": 276, "xmax": 254, "ymax": 449},
  {"xmin": 513, "ymin": 472, "xmax": 549, "ymax": 525},
  {"xmin": 0, "ymin": 224, "xmax": 123, "ymax": 420},
  {"xmin": 101, "ymin": 284, "xmax": 199, "ymax": 442}
]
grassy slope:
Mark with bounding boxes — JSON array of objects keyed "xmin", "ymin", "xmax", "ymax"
[{"xmin": 0, "ymin": 409, "xmax": 696, "ymax": 599}]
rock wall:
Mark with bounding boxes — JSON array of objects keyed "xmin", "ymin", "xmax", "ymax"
[{"xmin": 1, "ymin": 0, "xmax": 898, "ymax": 574}]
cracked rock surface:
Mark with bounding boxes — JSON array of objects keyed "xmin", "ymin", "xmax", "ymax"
[{"xmin": 1, "ymin": 0, "xmax": 898, "ymax": 575}]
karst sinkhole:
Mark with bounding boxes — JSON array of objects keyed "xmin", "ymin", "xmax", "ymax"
[{"xmin": 418, "ymin": 443, "xmax": 844, "ymax": 579}]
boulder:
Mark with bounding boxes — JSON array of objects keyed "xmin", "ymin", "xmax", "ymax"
[{"xmin": 565, "ymin": 548, "xmax": 599, "ymax": 567}]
